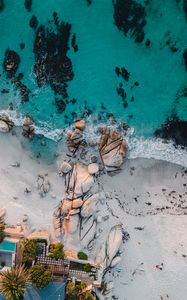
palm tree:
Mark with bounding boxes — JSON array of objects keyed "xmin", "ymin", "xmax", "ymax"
[{"xmin": 0, "ymin": 265, "xmax": 30, "ymax": 300}]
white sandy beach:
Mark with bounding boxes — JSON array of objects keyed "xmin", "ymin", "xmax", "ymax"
[{"xmin": 0, "ymin": 131, "xmax": 187, "ymax": 300}]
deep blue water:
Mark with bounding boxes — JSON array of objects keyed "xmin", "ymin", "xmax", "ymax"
[{"xmin": 0, "ymin": 0, "xmax": 187, "ymax": 163}]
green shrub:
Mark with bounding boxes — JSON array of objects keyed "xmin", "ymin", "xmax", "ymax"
[
  {"xmin": 49, "ymin": 243, "xmax": 64, "ymax": 260},
  {"xmin": 83, "ymin": 263, "xmax": 92, "ymax": 273},
  {"xmin": 77, "ymin": 251, "xmax": 88, "ymax": 260},
  {"xmin": 30, "ymin": 265, "xmax": 52, "ymax": 289},
  {"xmin": 20, "ymin": 239, "xmax": 37, "ymax": 266}
]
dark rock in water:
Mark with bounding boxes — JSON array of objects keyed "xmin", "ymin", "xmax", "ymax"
[
  {"xmin": 183, "ymin": 49, "xmax": 187, "ymax": 70},
  {"xmin": 20, "ymin": 43, "xmax": 25, "ymax": 50},
  {"xmin": 113, "ymin": 0, "xmax": 147, "ymax": 43},
  {"xmin": 115, "ymin": 66, "xmax": 130, "ymax": 81},
  {"xmin": 3, "ymin": 49, "xmax": 20, "ymax": 77},
  {"xmin": 155, "ymin": 118, "xmax": 187, "ymax": 147},
  {"xmin": 0, "ymin": 0, "xmax": 4, "ymax": 12},
  {"xmin": 86, "ymin": 0, "xmax": 92, "ymax": 5},
  {"xmin": 29, "ymin": 15, "xmax": 38, "ymax": 29},
  {"xmin": 1, "ymin": 89, "xmax": 9, "ymax": 94},
  {"xmin": 145, "ymin": 38, "xmax": 151, "ymax": 47},
  {"xmin": 12, "ymin": 77, "xmax": 30, "ymax": 103},
  {"xmin": 71, "ymin": 33, "xmax": 78, "ymax": 52},
  {"xmin": 24, "ymin": 0, "xmax": 32, "ymax": 12},
  {"xmin": 183, "ymin": 0, "xmax": 187, "ymax": 19},
  {"xmin": 55, "ymin": 98, "xmax": 66, "ymax": 113}
]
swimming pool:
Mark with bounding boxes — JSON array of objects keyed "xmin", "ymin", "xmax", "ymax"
[{"xmin": 0, "ymin": 240, "xmax": 16, "ymax": 252}]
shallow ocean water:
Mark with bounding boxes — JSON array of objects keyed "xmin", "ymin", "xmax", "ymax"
[{"xmin": 0, "ymin": 0, "xmax": 187, "ymax": 162}]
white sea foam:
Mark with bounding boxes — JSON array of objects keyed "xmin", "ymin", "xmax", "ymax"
[{"xmin": 0, "ymin": 109, "xmax": 187, "ymax": 167}]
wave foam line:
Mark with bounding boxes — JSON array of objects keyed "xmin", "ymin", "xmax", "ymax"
[{"xmin": 1, "ymin": 109, "xmax": 187, "ymax": 167}]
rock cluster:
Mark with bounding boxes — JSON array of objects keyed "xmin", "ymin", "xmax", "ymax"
[
  {"xmin": 22, "ymin": 115, "xmax": 35, "ymax": 139},
  {"xmin": 99, "ymin": 128, "xmax": 128, "ymax": 173},
  {"xmin": 53, "ymin": 162, "xmax": 99, "ymax": 250},
  {"xmin": 0, "ymin": 114, "xmax": 14, "ymax": 133}
]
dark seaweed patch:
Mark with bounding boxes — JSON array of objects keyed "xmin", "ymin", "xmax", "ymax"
[
  {"xmin": 155, "ymin": 117, "xmax": 187, "ymax": 147},
  {"xmin": 32, "ymin": 13, "xmax": 75, "ymax": 113},
  {"xmin": 113, "ymin": 0, "xmax": 147, "ymax": 44}
]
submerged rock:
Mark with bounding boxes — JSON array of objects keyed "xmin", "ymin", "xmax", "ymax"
[
  {"xmin": 183, "ymin": 0, "xmax": 187, "ymax": 19},
  {"xmin": 155, "ymin": 118, "xmax": 187, "ymax": 147},
  {"xmin": 0, "ymin": 0, "xmax": 4, "ymax": 12},
  {"xmin": 29, "ymin": 15, "xmax": 38, "ymax": 29},
  {"xmin": 113, "ymin": 0, "xmax": 147, "ymax": 43},
  {"xmin": 3, "ymin": 49, "xmax": 20, "ymax": 77},
  {"xmin": 183, "ymin": 49, "xmax": 187, "ymax": 70},
  {"xmin": 99, "ymin": 128, "xmax": 128, "ymax": 173},
  {"xmin": 0, "ymin": 114, "xmax": 14, "ymax": 132},
  {"xmin": 24, "ymin": 0, "xmax": 32, "ymax": 11}
]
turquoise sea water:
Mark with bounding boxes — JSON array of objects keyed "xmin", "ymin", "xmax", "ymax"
[{"xmin": 0, "ymin": 0, "xmax": 187, "ymax": 163}]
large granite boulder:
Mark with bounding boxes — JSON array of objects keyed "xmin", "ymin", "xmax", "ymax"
[
  {"xmin": 0, "ymin": 114, "xmax": 14, "ymax": 132},
  {"xmin": 95, "ymin": 224, "xmax": 122, "ymax": 269},
  {"xmin": 37, "ymin": 174, "xmax": 50, "ymax": 197},
  {"xmin": 22, "ymin": 115, "xmax": 35, "ymax": 139},
  {"xmin": 67, "ymin": 128, "xmax": 83, "ymax": 153},
  {"xmin": 66, "ymin": 163, "xmax": 94, "ymax": 198},
  {"xmin": 99, "ymin": 128, "xmax": 128, "ymax": 173}
]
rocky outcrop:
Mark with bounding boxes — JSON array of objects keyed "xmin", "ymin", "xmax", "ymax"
[
  {"xmin": 99, "ymin": 128, "xmax": 128, "ymax": 173},
  {"xmin": 0, "ymin": 114, "xmax": 14, "ymax": 133},
  {"xmin": 37, "ymin": 174, "xmax": 50, "ymax": 197},
  {"xmin": 3, "ymin": 49, "xmax": 20, "ymax": 77},
  {"xmin": 22, "ymin": 115, "xmax": 35, "ymax": 139},
  {"xmin": 155, "ymin": 117, "xmax": 187, "ymax": 147},
  {"xmin": 66, "ymin": 119, "xmax": 86, "ymax": 153},
  {"xmin": 95, "ymin": 224, "xmax": 122, "ymax": 269},
  {"xmin": 53, "ymin": 162, "xmax": 99, "ymax": 250}
]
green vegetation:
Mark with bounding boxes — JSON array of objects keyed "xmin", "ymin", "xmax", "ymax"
[
  {"xmin": 77, "ymin": 251, "xmax": 88, "ymax": 260},
  {"xmin": 0, "ymin": 224, "xmax": 5, "ymax": 242},
  {"xmin": 83, "ymin": 263, "xmax": 92, "ymax": 273},
  {"xmin": 0, "ymin": 265, "xmax": 30, "ymax": 300},
  {"xmin": 66, "ymin": 281, "xmax": 94, "ymax": 300},
  {"xmin": 20, "ymin": 239, "xmax": 37, "ymax": 266},
  {"xmin": 49, "ymin": 242, "xmax": 64, "ymax": 260},
  {"xmin": 29, "ymin": 265, "xmax": 52, "ymax": 289}
]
